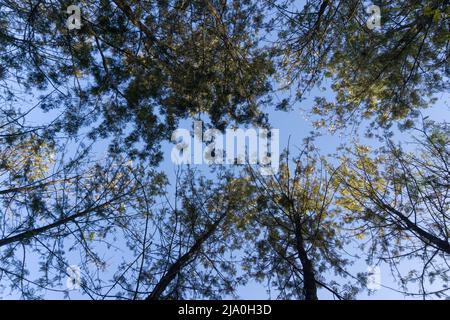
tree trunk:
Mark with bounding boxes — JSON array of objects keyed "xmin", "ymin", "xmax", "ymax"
[
  {"xmin": 380, "ymin": 202, "xmax": 450, "ymax": 255},
  {"xmin": 294, "ymin": 217, "xmax": 318, "ymax": 300},
  {"xmin": 0, "ymin": 199, "xmax": 119, "ymax": 247},
  {"xmin": 145, "ymin": 212, "xmax": 226, "ymax": 300}
]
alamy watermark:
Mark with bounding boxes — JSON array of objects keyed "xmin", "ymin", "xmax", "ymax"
[
  {"xmin": 66, "ymin": 5, "xmax": 81, "ymax": 30},
  {"xmin": 66, "ymin": 265, "xmax": 81, "ymax": 290},
  {"xmin": 171, "ymin": 121, "xmax": 280, "ymax": 175},
  {"xmin": 366, "ymin": 4, "xmax": 381, "ymax": 30},
  {"xmin": 366, "ymin": 265, "xmax": 381, "ymax": 290}
]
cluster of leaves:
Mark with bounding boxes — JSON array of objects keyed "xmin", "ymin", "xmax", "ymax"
[
  {"xmin": 273, "ymin": 0, "xmax": 449, "ymax": 131},
  {"xmin": 1, "ymin": 0, "xmax": 275, "ymax": 162},
  {"xmin": 333, "ymin": 121, "xmax": 450, "ymax": 298},
  {"xmin": 234, "ymin": 144, "xmax": 363, "ymax": 299}
]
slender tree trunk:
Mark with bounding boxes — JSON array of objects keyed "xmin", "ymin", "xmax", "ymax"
[
  {"xmin": 380, "ymin": 202, "xmax": 450, "ymax": 254},
  {"xmin": 145, "ymin": 212, "xmax": 226, "ymax": 300},
  {"xmin": 294, "ymin": 216, "xmax": 318, "ymax": 300},
  {"xmin": 0, "ymin": 198, "xmax": 121, "ymax": 247}
]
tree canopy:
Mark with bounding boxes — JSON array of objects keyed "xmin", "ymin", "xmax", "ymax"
[{"xmin": 0, "ymin": 0, "xmax": 448, "ymax": 300}]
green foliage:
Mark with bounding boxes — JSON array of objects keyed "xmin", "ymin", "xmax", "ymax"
[
  {"xmin": 0, "ymin": 0, "xmax": 275, "ymax": 161},
  {"xmin": 275, "ymin": 0, "xmax": 449, "ymax": 131},
  {"xmin": 334, "ymin": 121, "xmax": 450, "ymax": 297}
]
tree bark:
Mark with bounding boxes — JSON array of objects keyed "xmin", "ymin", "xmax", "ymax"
[
  {"xmin": 380, "ymin": 202, "xmax": 450, "ymax": 255},
  {"xmin": 0, "ymin": 198, "xmax": 121, "ymax": 247},
  {"xmin": 145, "ymin": 212, "xmax": 226, "ymax": 300},
  {"xmin": 294, "ymin": 216, "xmax": 318, "ymax": 300}
]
